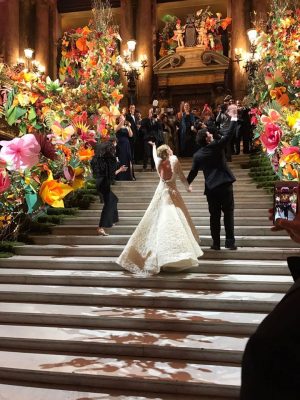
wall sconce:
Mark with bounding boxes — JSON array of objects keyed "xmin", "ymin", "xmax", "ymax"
[
  {"xmin": 234, "ymin": 48, "xmax": 243, "ymax": 64},
  {"xmin": 127, "ymin": 39, "xmax": 136, "ymax": 53},
  {"xmin": 118, "ymin": 39, "xmax": 148, "ymax": 105},
  {"xmin": 244, "ymin": 28, "xmax": 260, "ymax": 80},
  {"xmin": 24, "ymin": 48, "xmax": 34, "ymax": 59}
]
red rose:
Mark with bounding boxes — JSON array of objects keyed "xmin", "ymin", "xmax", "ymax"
[{"xmin": 260, "ymin": 123, "xmax": 282, "ymax": 153}]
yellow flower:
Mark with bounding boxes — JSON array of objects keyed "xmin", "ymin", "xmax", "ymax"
[
  {"xmin": 287, "ymin": 111, "xmax": 300, "ymax": 130},
  {"xmin": 39, "ymin": 171, "xmax": 73, "ymax": 208}
]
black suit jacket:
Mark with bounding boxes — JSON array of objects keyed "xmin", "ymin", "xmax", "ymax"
[
  {"xmin": 126, "ymin": 113, "xmax": 138, "ymax": 138},
  {"xmin": 240, "ymin": 256, "xmax": 300, "ymax": 400},
  {"xmin": 187, "ymin": 121, "xmax": 236, "ymax": 192}
]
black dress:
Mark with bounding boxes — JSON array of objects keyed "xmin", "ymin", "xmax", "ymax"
[
  {"xmin": 90, "ymin": 154, "xmax": 119, "ymax": 228},
  {"xmin": 116, "ymin": 127, "xmax": 133, "ymax": 181}
]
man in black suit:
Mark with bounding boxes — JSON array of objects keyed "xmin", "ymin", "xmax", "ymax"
[
  {"xmin": 240, "ymin": 190, "xmax": 300, "ymax": 399},
  {"xmin": 126, "ymin": 104, "xmax": 138, "ymax": 163},
  {"xmin": 187, "ymin": 120, "xmax": 237, "ymax": 250}
]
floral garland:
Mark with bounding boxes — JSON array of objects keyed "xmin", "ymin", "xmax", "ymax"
[
  {"xmin": 247, "ymin": 0, "xmax": 300, "ymax": 181},
  {"xmin": 0, "ymin": 0, "xmax": 123, "ymax": 239}
]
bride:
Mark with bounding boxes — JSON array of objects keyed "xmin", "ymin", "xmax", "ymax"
[{"xmin": 117, "ymin": 142, "xmax": 203, "ymax": 275}]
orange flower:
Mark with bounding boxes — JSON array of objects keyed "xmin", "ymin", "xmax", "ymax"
[
  {"xmin": 111, "ymin": 89, "xmax": 123, "ymax": 104},
  {"xmin": 77, "ymin": 147, "xmax": 94, "ymax": 161},
  {"xmin": 58, "ymin": 145, "xmax": 71, "ymax": 160},
  {"xmin": 270, "ymin": 87, "xmax": 289, "ymax": 106},
  {"xmin": 282, "ymin": 164, "xmax": 299, "ymax": 180}
]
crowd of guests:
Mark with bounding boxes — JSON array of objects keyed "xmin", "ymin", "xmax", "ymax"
[
  {"xmin": 91, "ymin": 95, "xmax": 253, "ymax": 235},
  {"xmin": 112, "ymin": 96, "xmax": 253, "ymax": 182}
]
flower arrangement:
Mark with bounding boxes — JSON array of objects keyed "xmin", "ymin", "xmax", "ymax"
[
  {"xmin": 247, "ymin": 0, "xmax": 300, "ymax": 181},
  {"xmin": 0, "ymin": 0, "xmax": 123, "ymax": 240}
]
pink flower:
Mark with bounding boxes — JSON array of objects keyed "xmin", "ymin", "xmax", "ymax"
[
  {"xmin": 282, "ymin": 146, "xmax": 300, "ymax": 156},
  {"xmin": 260, "ymin": 123, "xmax": 283, "ymax": 153},
  {"xmin": 295, "ymin": 80, "xmax": 300, "ymax": 88},
  {"xmin": 0, "ymin": 169, "xmax": 10, "ymax": 193},
  {"xmin": 0, "ymin": 134, "xmax": 41, "ymax": 171}
]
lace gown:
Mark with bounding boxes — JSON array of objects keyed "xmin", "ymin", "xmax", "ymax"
[{"xmin": 117, "ymin": 149, "xmax": 203, "ymax": 275}]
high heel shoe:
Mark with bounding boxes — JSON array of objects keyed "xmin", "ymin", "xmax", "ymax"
[{"xmin": 96, "ymin": 228, "xmax": 109, "ymax": 236}]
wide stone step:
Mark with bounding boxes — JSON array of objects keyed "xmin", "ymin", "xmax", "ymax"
[
  {"xmin": 0, "ymin": 384, "xmax": 220, "ymax": 400},
  {"xmin": 110, "ymin": 185, "xmax": 265, "ymax": 192},
  {"xmin": 0, "ymin": 270, "xmax": 293, "ymax": 292},
  {"xmin": 29, "ymin": 234, "xmax": 295, "ymax": 248},
  {"xmin": 114, "ymin": 193, "xmax": 271, "ymax": 200},
  {"xmin": 0, "ymin": 351, "xmax": 241, "ymax": 397},
  {"xmin": 88, "ymin": 201, "xmax": 272, "ymax": 209},
  {"xmin": 0, "ymin": 325, "xmax": 247, "ymax": 364},
  {"xmin": 63, "ymin": 216, "xmax": 272, "ymax": 226},
  {"xmin": 51, "ymin": 225, "xmax": 285, "ymax": 236},
  {"xmin": 0, "ymin": 284, "xmax": 283, "ymax": 313},
  {"xmin": 14, "ymin": 244, "xmax": 300, "ymax": 260},
  {"xmin": 0, "ymin": 256, "xmax": 289, "ymax": 275},
  {"xmin": 72, "ymin": 209, "xmax": 271, "ymax": 217},
  {"xmin": 0, "ymin": 302, "xmax": 264, "ymax": 335}
]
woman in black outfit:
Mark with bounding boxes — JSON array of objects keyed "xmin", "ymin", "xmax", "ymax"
[
  {"xmin": 115, "ymin": 115, "xmax": 134, "ymax": 181},
  {"xmin": 90, "ymin": 140, "xmax": 127, "ymax": 236}
]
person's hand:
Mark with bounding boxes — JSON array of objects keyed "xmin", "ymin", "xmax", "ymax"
[
  {"xmin": 187, "ymin": 185, "xmax": 193, "ymax": 193},
  {"xmin": 270, "ymin": 185, "xmax": 300, "ymax": 244},
  {"xmin": 148, "ymin": 141, "xmax": 155, "ymax": 146},
  {"xmin": 119, "ymin": 165, "xmax": 128, "ymax": 173}
]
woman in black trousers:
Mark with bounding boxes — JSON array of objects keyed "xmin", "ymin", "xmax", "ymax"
[{"xmin": 90, "ymin": 140, "xmax": 127, "ymax": 236}]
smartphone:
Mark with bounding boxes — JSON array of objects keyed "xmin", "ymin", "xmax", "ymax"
[{"xmin": 273, "ymin": 181, "xmax": 299, "ymax": 223}]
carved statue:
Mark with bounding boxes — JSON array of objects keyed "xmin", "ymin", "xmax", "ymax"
[
  {"xmin": 196, "ymin": 20, "xmax": 207, "ymax": 47},
  {"xmin": 207, "ymin": 33, "xmax": 215, "ymax": 50},
  {"xmin": 173, "ymin": 21, "xmax": 185, "ymax": 48},
  {"xmin": 184, "ymin": 15, "xmax": 197, "ymax": 47}
]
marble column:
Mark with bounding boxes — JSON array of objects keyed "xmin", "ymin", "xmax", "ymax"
[
  {"xmin": 0, "ymin": 0, "xmax": 19, "ymax": 64},
  {"xmin": 230, "ymin": 0, "xmax": 250, "ymax": 100},
  {"xmin": 119, "ymin": 0, "xmax": 134, "ymax": 105},
  {"xmin": 136, "ymin": 0, "xmax": 156, "ymax": 111},
  {"xmin": 19, "ymin": 0, "xmax": 35, "ymax": 58},
  {"xmin": 48, "ymin": 0, "xmax": 60, "ymax": 78},
  {"xmin": 35, "ymin": 0, "xmax": 50, "ymax": 75},
  {"xmin": 120, "ymin": 0, "xmax": 134, "ymax": 55}
]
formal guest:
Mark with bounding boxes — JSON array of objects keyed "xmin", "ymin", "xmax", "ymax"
[
  {"xmin": 140, "ymin": 108, "xmax": 164, "ymax": 171},
  {"xmin": 90, "ymin": 140, "xmax": 127, "ymax": 236},
  {"xmin": 178, "ymin": 101, "xmax": 197, "ymax": 157},
  {"xmin": 115, "ymin": 115, "xmax": 134, "ymax": 181},
  {"xmin": 216, "ymin": 103, "xmax": 234, "ymax": 161},
  {"xmin": 126, "ymin": 104, "xmax": 139, "ymax": 163},
  {"xmin": 240, "ymin": 186, "xmax": 300, "ymax": 399},
  {"xmin": 161, "ymin": 113, "xmax": 174, "ymax": 150},
  {"xmin": 235, "ymin": 100, "xmax": 252, "ymax": 154},
  {"xmin": 187, "ymin": 121, "xmax": 237, "ymax": 250}
]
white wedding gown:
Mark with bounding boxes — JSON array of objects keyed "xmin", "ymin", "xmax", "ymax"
[{"xmin": 117, "ymin": 149, "xmax": 203, "ymax": 275}]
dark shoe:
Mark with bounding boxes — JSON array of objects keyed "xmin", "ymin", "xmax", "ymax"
[
  {"xmin": 210, "ymin": 245, "xmax": 221, "ymax": 250},
  {"xmin": 225, "ymin": 244, "xmax": 238, "ymax": 250}
]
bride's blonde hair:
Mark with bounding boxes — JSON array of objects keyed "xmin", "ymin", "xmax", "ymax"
[{"xmin": 157, "ymin": 144, "xmax": 170, "ymax": 160}]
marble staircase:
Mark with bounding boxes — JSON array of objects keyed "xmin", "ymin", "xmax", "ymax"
[{"xmin": 0, "ymin": 155, "xmax": 299, "ymax": 399}]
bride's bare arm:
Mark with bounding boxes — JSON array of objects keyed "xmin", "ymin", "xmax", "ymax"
[
  {"xmin": 176, "ymin": 158, "xmax": 191, "ymax": 192},
  {"xmin": 149, "ymin": 141, "xmax": 160, "ymax": 171}
]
